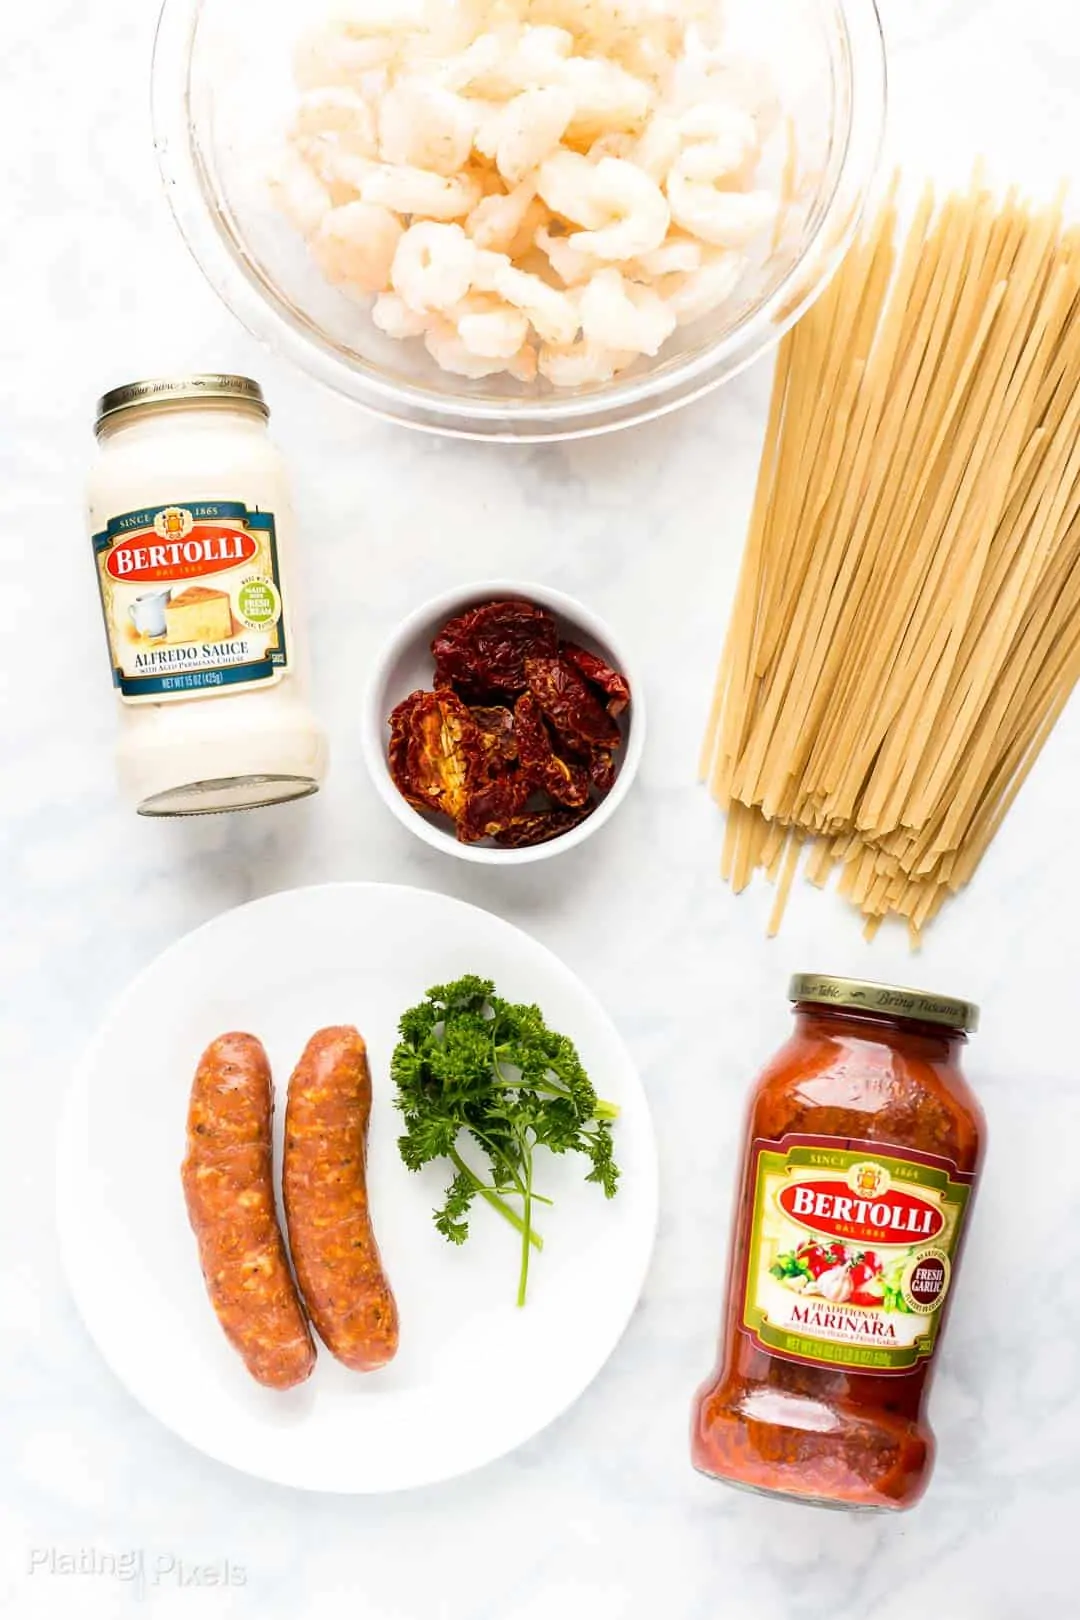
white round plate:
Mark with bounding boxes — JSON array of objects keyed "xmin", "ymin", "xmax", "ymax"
[{"xmin": 56, "ymin": 883, "xmax": 658, "ymax": 1493}]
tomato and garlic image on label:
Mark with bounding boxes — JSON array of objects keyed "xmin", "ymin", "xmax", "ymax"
[
  {"xmin": 93, "ymin": 502, "xmax": 288, "ymax": 701},
  {"xmin": 744, "ymin": 1145, "xmax": 971, "ymax": 1373}
]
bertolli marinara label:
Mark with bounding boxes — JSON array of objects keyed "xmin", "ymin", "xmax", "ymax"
[
  {"xmin": 92, "ymin": 501, "xmax": 289, "ymax": 703},
  {"xmin": 741, "ymin": 1136, "xmax": 974, "ymax": 1373}
]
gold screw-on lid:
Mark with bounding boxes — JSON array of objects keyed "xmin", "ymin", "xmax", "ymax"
[
  {"xmin": 95, "ymin": 375, "xmax": 269, "ymax": 434},
  {"xmin": 789, "ymin": 973, "xmax": 979, "ymax": 1033}
]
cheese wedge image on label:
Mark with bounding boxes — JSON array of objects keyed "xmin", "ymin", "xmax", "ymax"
[
  {"xmin": 92, "ymin": 501, "xmax": 289, "ymax": 702},
  {"xmin": 166, "ymin": 586, "xmax": 233, "ymax": 645}
]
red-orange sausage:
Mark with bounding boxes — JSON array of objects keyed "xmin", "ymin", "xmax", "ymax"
[
  {"xmin": 182, "ymin": 1033, "xmax": 316, "ymax": 1390},
  {"xmin": 283, "ymin": 1027, "xmax": 399, "ymax": 1371}
]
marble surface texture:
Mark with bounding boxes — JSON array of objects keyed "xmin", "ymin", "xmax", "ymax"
[{"xmin": 4, "ymin": 2, "xmax": 1080, "ymax": 1615}]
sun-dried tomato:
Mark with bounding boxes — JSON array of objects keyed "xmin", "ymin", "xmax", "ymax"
[
  {"xmin": 457, "ymin": 769, "xmax": 532, "ymax": 844},
  {"xmin": 589, "ymin": 748, "xmax": 617, "ymax": 795},
  {"xmin": 388, "ymin": 598, "xmax": 632, "ymax": 850},
  {"xmin": 432, "ymin": 600, "xmax": 559, "ymax": 696},
  {"xmin": 388, "ymin": 690, "xmax": 485, "ymax": 822},
  {"xmin": 493, "ymin": 805, "xmax": 593, "ymax": 848},
  {"xmin": 524, "ymin": 655, "xmax": 622, "ymax": 750},
  {"xmin": 560, "ymin": 641, "xmax": 632, "ymax": 717},
  {"xmin": 470, "ymin": 705, "xmax": 519, "ymax": 765},
  {"xmin": 513, "ymin": 694, "xmax": 591, "ymax": 808}
]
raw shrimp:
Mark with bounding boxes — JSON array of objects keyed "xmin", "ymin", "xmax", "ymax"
[
  {"xmin": 536, "ymin": 150, "xmax": 608, "ymax": 229},
  {"xmin": 360, "ymin": 163, "xmax": 481, "ymax": 220},
  {"xmin": 311, "ymin": 201, "xmax": 404, "ymax": 292},
  {"xmin": 454, "ymin": 295, "xmax": 530, "ymax": 358},
  {"xmin": 471, "ymin": 247, "xmax": 514, "ymax": 285},
  {"xmin": 470, "ymin": 99, "xmax": 507, "ymax": 162},
  {"xmin": 608, "ymin": 28, "xmax": 678, "ymax": 85},
  {"xmin": 371, "ymin": 290, "xmax": 431, "ymax": 338},
  {"xmin": 269, "ymin": 146, "xmax": 332, "ymax": 238},
  {"xmin": 424, "ymin": 317, "xmax": 517, "ymax": 377},
  {"xmin": 660, "ymin": 248, "xmax": 743, "ymax": 323},
  {"xmin": 293, "ymin": 24, "xmax": 398, "ymax": 91},
  {"xmin": 567, "ymin": 158, "xmax": 669, "ymax": 260},
  {"xmin": 292, "ymin": 87, "xmax": 377, "ymax": 156},
  {"xmin": 329, "ymin": 0, "xmax": 426, "ymax": 37},
  {"xmin": 579, "ymin": 267, "xmax": 675, "ymax": 355},
  {"xmin": 665, "ymin": 53, "xmax": 717, "ymax": 115},
  {"xmin": 470, "ymin": 163, "xmax": 509, "ymax": 200},
  {"xmin": 520, "ymin": 0, "xmax": 582, "ymax": 34},
  {"xmin": 392, "ymin": 221, "xmax": 478, "ymax": 311},
  {"xmin": 507, "ymin": 344, "xmax": 539, "ymax": 382},
  {"xmin": 467, "ymin": 183, "xmax": 545, "ymax": 256},
  {"xmin": 496, "ymin": 87, "xmax": 575, "ymax": 185},
  {"xmin": 378, "ymin": 79, "xmax": 476, "ymax": 176},
  {"xmin": 631, "ymin": 114, "xmax": 682, "ymax": 183},
  {"xmin": 296, "ymin": 138, "xmax": 375, "ymax": 203},
  {"xmin": 538, "ymin": 338, "xmax": 635, "ymax": 387},
  {"xmin": 513, "ymin": 24, "xmax": 576, "ymax": 80},
  {"xmin": 434, "ymin": 32, "xmax": 505, "ymax": 95},
  {"xmin": 481, "ymin": 260, "xmax": 580, "ymax": 344},
  {"xmin": 681, "ymin": 13, "xmax": 728, "ymax": 57},
  {"xmin": 666, "ymin": 155, "xmax": 777, "ymax": 248},
  {"xmin": 633, "ymin": 235, "xmax": 703, "ymax": 276},
  {"xmin": 588, "ymin": 132, "xmax": 636, "ymax": 162},
  {"xmin": 438, "ymin": 25, "xmax": 572, "ymax": 98},
  {"xmin": 558, "ymin": 56, "xmax": 652, "ymax": 138},
  {"xmin": 498, "ymin": 25, "xmax": 578, "ymax": 96},
  {"xmin": 535, "ymin": 224, "xmax": 599, "ymax": 286},
  {"xmin": 692, "ymin": 59, "xmax": 782, "ymax": 141},
  {"xmin": 677, "ymin": 102, "xmax": 759, "ymax": 180}
]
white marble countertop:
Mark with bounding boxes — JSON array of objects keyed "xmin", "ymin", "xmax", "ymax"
[{"xmin": 5, "ymin": 2, "xmax": 1080, "ymax": 1615}]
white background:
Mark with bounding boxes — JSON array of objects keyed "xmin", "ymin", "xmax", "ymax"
[{"xmin": 4, "ymin": 1, "xmax": 1080, "ymax": 1616}]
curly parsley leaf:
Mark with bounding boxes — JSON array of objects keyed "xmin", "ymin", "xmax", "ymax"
[
  {"xmin": 393, "ymin": 975, "xmax": 622, "ymax": 1305},
  {"xmin": 433, "ymin": 1171, "xmax": 476, "ymax": 1245}
]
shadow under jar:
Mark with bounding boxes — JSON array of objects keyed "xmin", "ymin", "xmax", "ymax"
[{"xmin": 692, "ymin": 974, "xmax": 985, "ymax": 1511}]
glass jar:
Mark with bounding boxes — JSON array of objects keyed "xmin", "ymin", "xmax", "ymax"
[
  {"xmin": 86, "ymin": 375, "xmax": 327, "ymax": 815},
  {"xmin": 691, "ymin": 974, "xmax": 985, "ymax": 1511}
]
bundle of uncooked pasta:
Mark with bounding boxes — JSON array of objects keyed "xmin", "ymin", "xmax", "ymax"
[{"xmin": 701, "ymin": 172, "xmax": 1080, "ymax": 941}]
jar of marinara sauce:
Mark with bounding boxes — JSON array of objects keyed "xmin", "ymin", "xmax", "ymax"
[{"xmin": 692, "ymin": 974, "xmax": 985, "ymax": 1512}]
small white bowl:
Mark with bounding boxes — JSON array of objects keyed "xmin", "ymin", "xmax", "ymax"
[{"xmin": 362, "ymin": 582, "xmax": 646, "ymax": 865}]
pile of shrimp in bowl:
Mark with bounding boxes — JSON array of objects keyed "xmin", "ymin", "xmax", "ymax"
[{"xmin": 271, "ymin": 0, "xmax": 785, "ymax": 387}]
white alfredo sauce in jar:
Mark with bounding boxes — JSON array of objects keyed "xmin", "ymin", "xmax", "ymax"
[{"xmin": 87, "ymin": 375, "xmax": 328, "ymax": 815}]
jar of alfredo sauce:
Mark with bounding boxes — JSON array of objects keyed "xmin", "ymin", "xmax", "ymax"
[{"xmin": 87, "ymin": 376, "xmax": 327, "ymax": 815}]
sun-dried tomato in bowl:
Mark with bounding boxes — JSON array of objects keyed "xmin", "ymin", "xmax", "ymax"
[{"xmin": 387, "ymin": 599, "xmax": 633, "ymax": 850}]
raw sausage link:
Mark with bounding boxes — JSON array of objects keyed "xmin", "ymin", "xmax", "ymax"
[
  {"xmin": 182, "ymin": 1033, "xmax": 316, "ymax": 1390},
  {"xmin": 283, "ymin": 1027, "xmax": 399, "ymax": 1371}
]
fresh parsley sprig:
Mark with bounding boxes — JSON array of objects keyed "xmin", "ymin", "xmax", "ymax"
[{"xmin": 392, "ymin": 975, "xmax": 620, "ymax": 1306}]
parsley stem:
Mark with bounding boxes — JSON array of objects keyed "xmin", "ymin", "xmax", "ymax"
[
  {"xmin": 517, "ymin": 1147, "xmax": 534, "ymax": 1308},
  {"xmin": 468, "ymin": 1184, "xmax": 552, "ymax": 1204},
  {"xmin": 467, "ymin": 1123, "xmax": 529, "ymax": 1198},
  {"xmin": 449, "ymin": 1147, "xmax": 543, "ymax": 1252}
]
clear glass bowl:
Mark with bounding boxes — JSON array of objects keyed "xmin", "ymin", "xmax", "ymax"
[{"xmin": 152, "ymin": 0, "xmax": 886, "ymax": 442}]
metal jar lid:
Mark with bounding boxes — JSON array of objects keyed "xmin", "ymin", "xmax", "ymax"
[
  {"xmin": 95, "ymin": 375, "xmax": 269, "ymax": 434},
  {"xmin": 789, "ymin": 973, "xmax": 979, "ymax": 1033}
]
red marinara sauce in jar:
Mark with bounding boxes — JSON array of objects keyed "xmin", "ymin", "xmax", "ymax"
[{"xmin": 692, "ymin": 974, "xmax": 985, "ymax": 1512}]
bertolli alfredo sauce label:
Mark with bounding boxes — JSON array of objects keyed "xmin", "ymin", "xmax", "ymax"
[
  {"xmin": 92, "ymin": 501, "xmax": 288, "ymax": 703},
  {"xmin": 741, "ymin": 1135, "xmax": 974, "ymax": 1373}
]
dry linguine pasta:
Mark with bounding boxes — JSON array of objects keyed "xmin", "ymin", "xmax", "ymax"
[{"xmin": 701, "ymin": 170, "xmax": 1080, "ymax": 942}]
